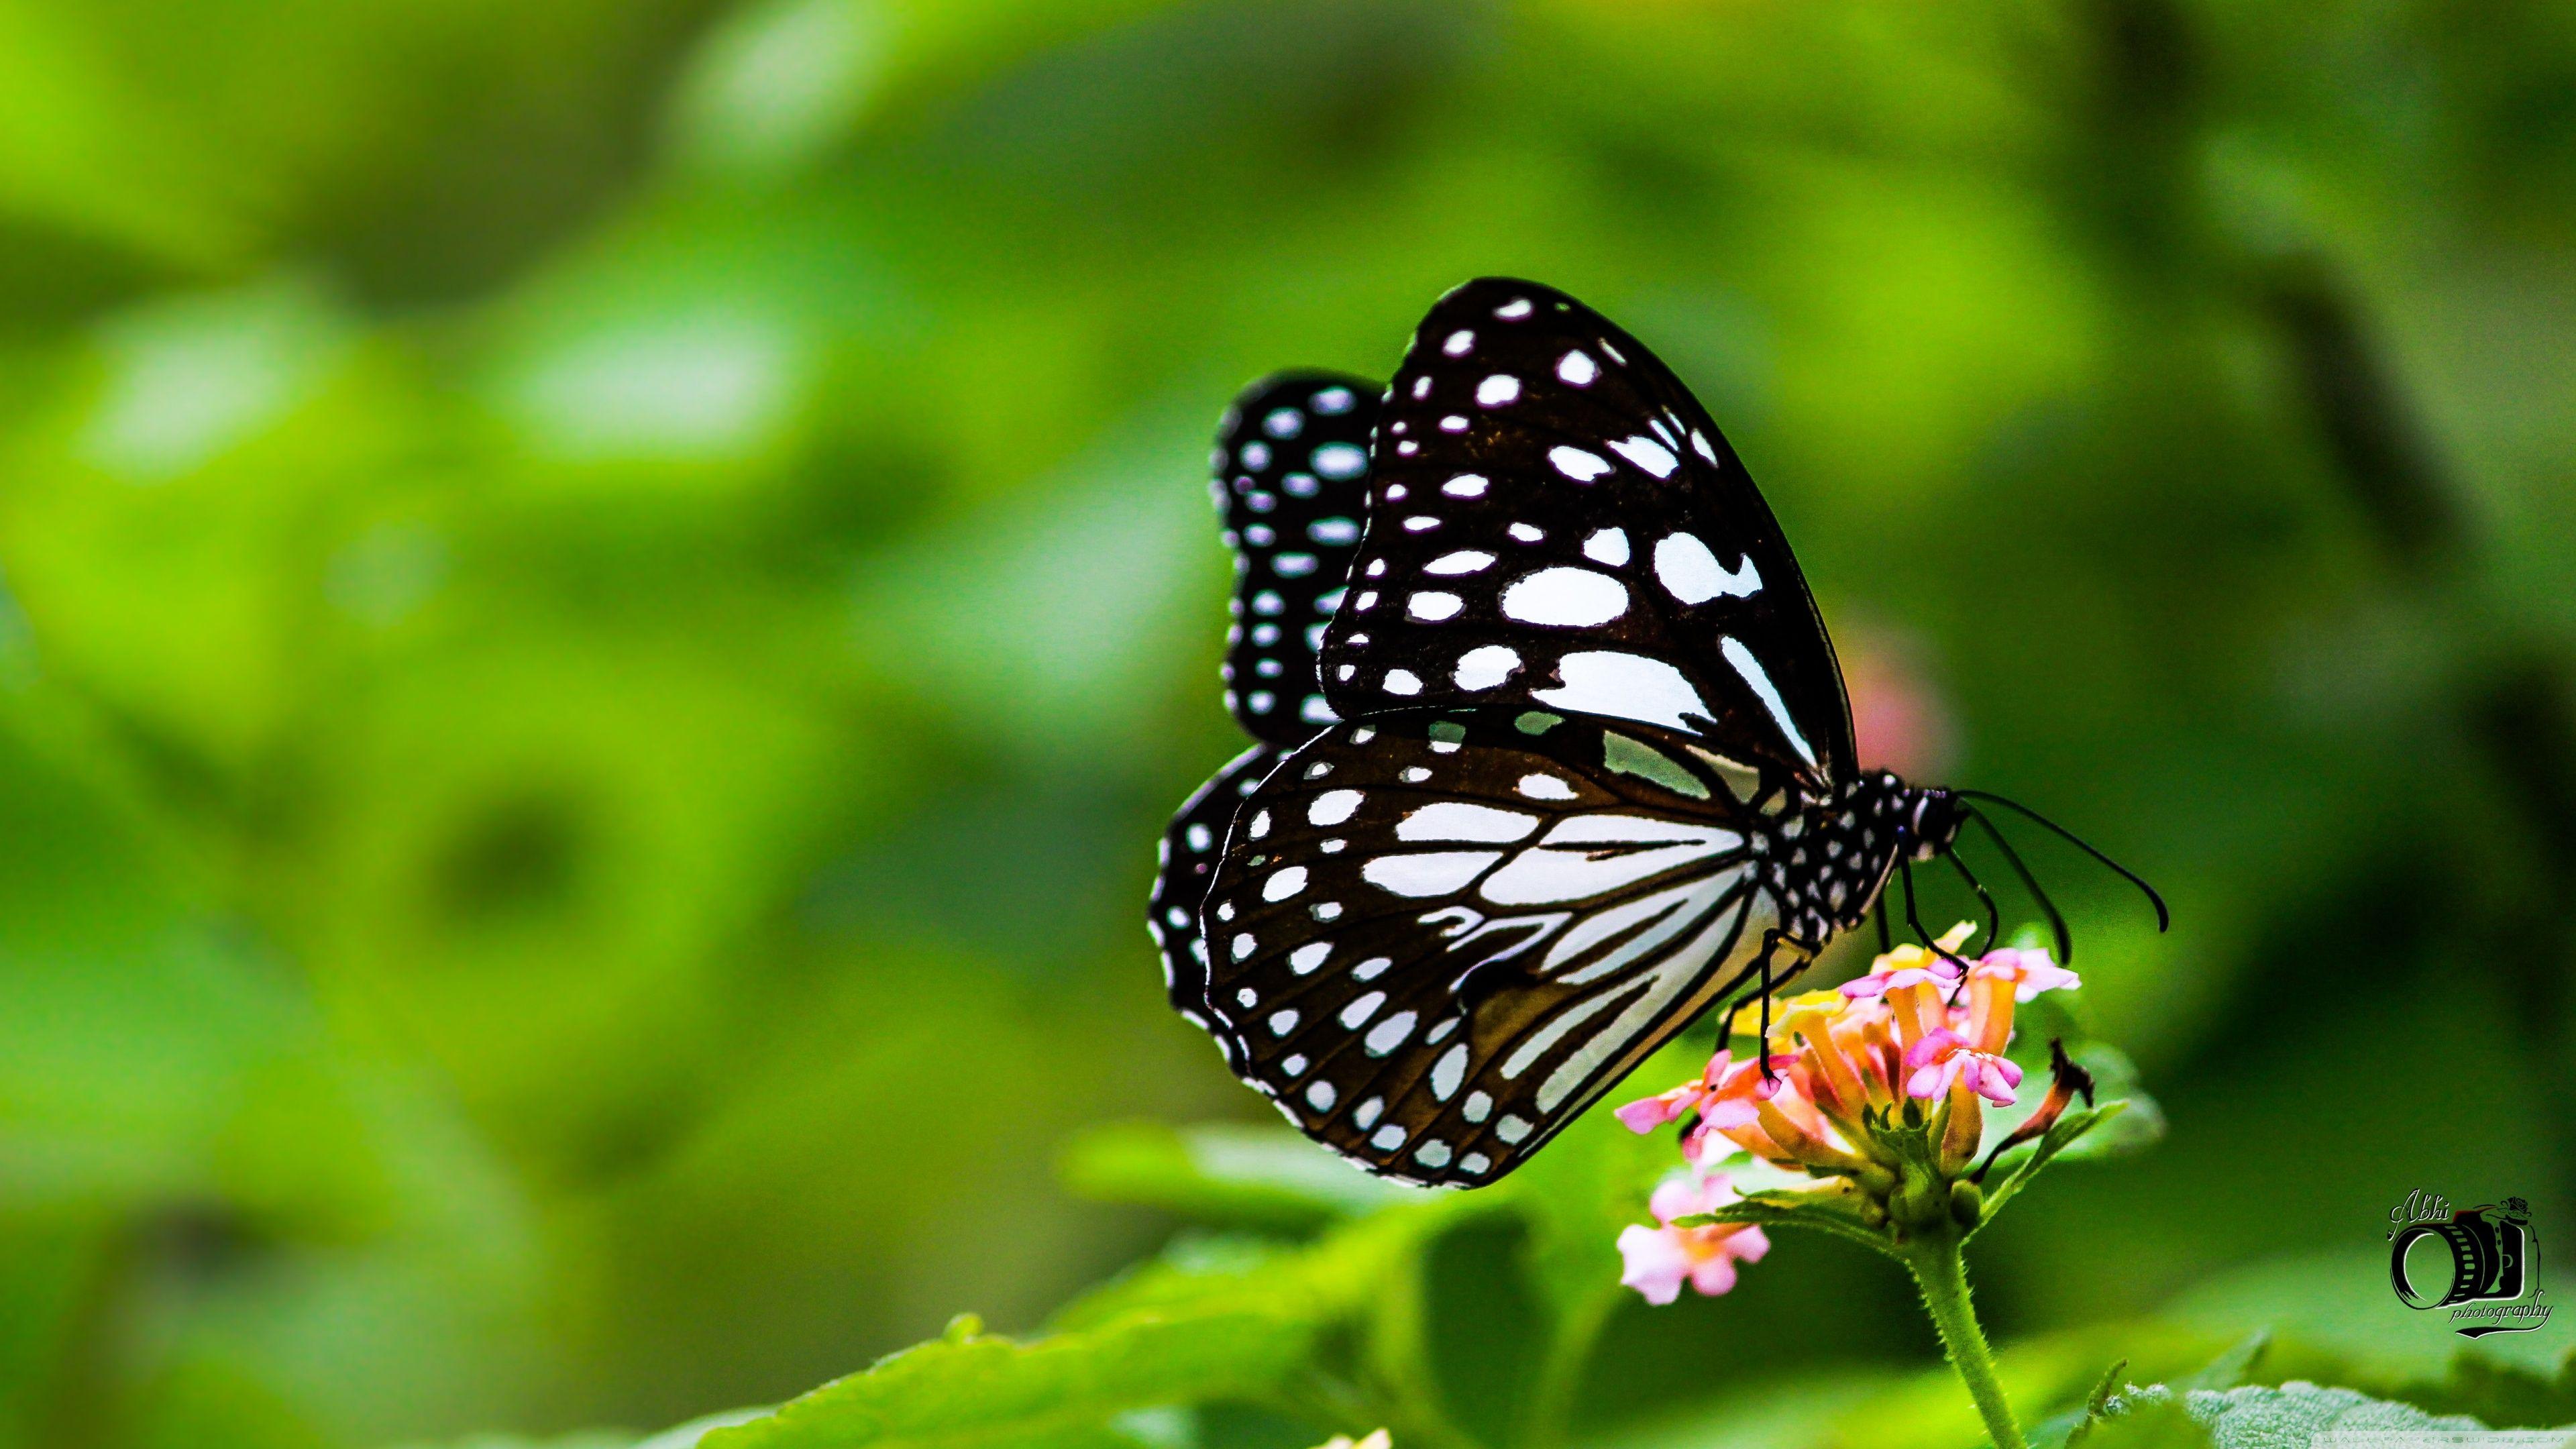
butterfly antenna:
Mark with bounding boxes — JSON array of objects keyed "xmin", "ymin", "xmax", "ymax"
[
  {"xmin": 1964, "ymin": 804, "xmax": 2073, "ymax": 964},
  {"xmin": 1955, "ymin": 790, "xmax": 2169, "ymax": 932}
]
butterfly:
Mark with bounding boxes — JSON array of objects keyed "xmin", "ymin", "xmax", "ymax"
[{"xmin": 1151, "ymin": 280, "xmax": 2161, "ymax": 1187}]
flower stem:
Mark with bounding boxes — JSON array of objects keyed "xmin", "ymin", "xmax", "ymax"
[{"xmin": 1898, "ymin": 1230, "xmax": 2024, "ymax": 1449}]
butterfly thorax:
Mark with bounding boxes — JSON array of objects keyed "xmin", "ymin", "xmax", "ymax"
[{"xmin": 1762, "ymin": 773, "xmax": 1964, "ymax": 943}]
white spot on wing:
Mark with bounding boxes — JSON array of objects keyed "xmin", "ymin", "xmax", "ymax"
[
  {"xmin": 1398, "ymin": 802, "xmax": 1540, "ymax": 843},
  {"xmin": 1443, "ymin": 329, "xmax": 1474, "ymax": 356},
  {"xmin": 1442, "ymin": 474, "xmax": 1489, "ymax": 498},
  {"xmin": 1558, "ymin": 350, "xmax": 1598, "ymax": 386},
  {"xmin": 1454, "ymin": 645, "xmax": 1520, "ymax": 689},
  {"xmin": 1263, "ymin": 866, "xmax": 1308, "ymax": 902},
  {"xmin": 1609, "ymin": 435, "xmax": 1679, "ymax": 478},
  {"xmin": 1365, "ymin": 1010, "xmax": 1417, "ymax": 1055},
  {"xmin": 1309, "ymin": 790, "xmax": 1363, "ymax": 826},
  {"xmin": 1407, "ymin": 592, "xmax": 1464, "ymax": 621},
  {"xmin": 1722, "ymin": 636, "xmax": 1817, "ymax": 767},
  {"xmin": 1431, "ymin": 1044, "xmax": 1468, "ymax": 1099},
  {"xmin": 1311, "ymin": 443, "xmax": 1367, "ymax": 480},
  {"xmin": 1361, "ymin": 851, "xmax": 1501, "ymax": 896},
  {"xmin": 1548, "ymin": 446, "xmax": 1613, "ymax": 482},
  {"xmin": 1582, "ymin": 528, "xmax": 1629, "ymax": 566},
  {"xmin": 1426, "ymin": 550, "xmax": 1495, "ymax": 575},
  {"xmin": 1291, "ymin": 942, "xmax": 1332, "ymax": 973},
  {"xmin": 1654, "ymin": 532, "xmax": 1760, "ymax": 603},
  {"xmin": 1531, "ymin": 651, "xmax": 1716, "ymax": 736},
  {"xmin": 1516, "ymin": 773, "xmax": 1576, "ymax": 800},
  {"xmin": 1499, "ymin": 568, "xmax": 1628, "ymax": 627},
  {"xmin": 1384, "ymin": 669, "xmax": 1423, "ymax": 696},
  {"xmin": 1476, "ymin": 375, "xmax": 1521, "ymax": 407}
]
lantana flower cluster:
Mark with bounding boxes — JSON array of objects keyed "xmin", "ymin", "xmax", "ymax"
[{"xmin": 1614, "ymin": 926, "xmax": 2091, "ymax": 1305}]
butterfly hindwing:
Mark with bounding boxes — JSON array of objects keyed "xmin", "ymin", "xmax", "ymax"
[
  {"xmin": 1214, "ymin": 371, "xmax": 1383, "ymax": 745},
  {"xmin": 1201, "ymin": 708, "xmax": 1786, "ymax": 1186},
  {"xmin": 1150, "ymin": 743, "xmax": 1283, "ymax": 1065},
  {"xmin": 1318, "ymin": 278, "xmax": 1855, "ymax": 787}
]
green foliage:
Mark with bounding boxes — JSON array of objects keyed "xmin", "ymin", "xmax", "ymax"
[
  {"xmin": 1061, "ymin": 1123, "xmax": 1428, "ymax": 1232},
  {"xmin": 0, "ymin": 1, "xmax": 2568, "ymax": 1446}
]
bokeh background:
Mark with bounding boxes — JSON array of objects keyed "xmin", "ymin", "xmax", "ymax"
[{"xmin": 0, "ymin": 0, "xmax": 2570, "ymax": 1446}]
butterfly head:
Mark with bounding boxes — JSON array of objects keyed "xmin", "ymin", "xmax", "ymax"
[{"xmin": 1898, "ymin": 782, "xmax": 1966, "ymax": 862}]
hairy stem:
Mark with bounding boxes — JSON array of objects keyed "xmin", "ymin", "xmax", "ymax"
[{"xmin": 1899, "ymin": 1232, "xmax": 2025, "ymax": 1449}]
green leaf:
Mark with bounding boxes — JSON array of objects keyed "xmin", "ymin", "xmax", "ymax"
[
  {"xmin": 1061, "ymin": 1122, "xmax": 1429, "ymax": 1230},
  {"xmin": 2068, "ymin": 1390, "xmax": 2207, "ymax": 1448},
  {"xmin": 2174, "ymin": 1335, "xmax": 2270, "ymax": 1395},
  {"xmin": 1825, "ymin": 1322, "xmax": 2233, "ymax": 1449},
  {"xmin": 698, "ymin": 1308, "xmax": 1318, "ymax": 1449},
  {"xmin": 2030, "ymin": 1336, "xmax": 2271, "ymax": 1448},
  {"xmin": 2178, "ymin": 1381, "xmax": 2505, "ymax": 1448},
  {"xmin": 2055, "ymin": 1377, "xmax": 2541, "ymax": 1449},
  {"xmin": 1672, "ymin": 1185, "xmax": 1892, "ymax": 1255},
  {"xmin": 395, "ymin": 1408, "xmax": 773, "ymax": 1449}
]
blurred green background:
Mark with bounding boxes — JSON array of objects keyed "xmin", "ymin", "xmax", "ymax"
[{"xmin": 0, "ymin": 0, "xmax": 2569, "ymax": 1445}]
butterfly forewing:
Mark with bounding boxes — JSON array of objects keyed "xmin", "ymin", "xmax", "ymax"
[
  {"xmin": 1214, "ymin": 371, "xmax": 1382, "ymax": 745},
  {"xmin": 1201, "ymin": 709, "xmax": 1784, "ymax": 1185},
  {"xmin": 1318, "ymin": 279, "xmax": 1855, "ymax": 786}
]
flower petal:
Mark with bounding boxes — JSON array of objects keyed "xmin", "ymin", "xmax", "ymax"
[{"xmin": 1616, "ymin": 1224, "xmax": 1689, "ymax": 1305}]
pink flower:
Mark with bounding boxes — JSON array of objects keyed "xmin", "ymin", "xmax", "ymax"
[
  {"xmin": 1615, "ymin": 1080, "xmax": 1709, "ymax": 1134},
  {"xmin": 1960, "ymin": 946, "xmax": 2080, "ymax": 1051},
  {"xmin": 1904, "ymin": 1028, "xmax": 2025, "ymax": 1105},
  {"xmin": 1616, "ymin": 1173, "xmax": 1772, "ymax": 1304},
  {"xmin": 1972, "ymin": 947, "xmax": 2081, "ymax": 1001}
]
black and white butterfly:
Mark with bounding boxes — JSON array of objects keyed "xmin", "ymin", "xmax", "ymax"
[{"xmin": 1152, "ymin": 280, "xmax": 2160, "ymax": 1187}]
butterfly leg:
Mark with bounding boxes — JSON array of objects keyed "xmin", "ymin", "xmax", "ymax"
[
  {"xmin": 1940, "ymin": 849, "xmax": 2006, "ymax": 1007},
  {"xmin": 1748, "ymin": 926, "xmax": 1827, "ymax": 1081},
  {"xmin": 1897, "ymin": 857, "xmax": 1976, "ymax": 974}
]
